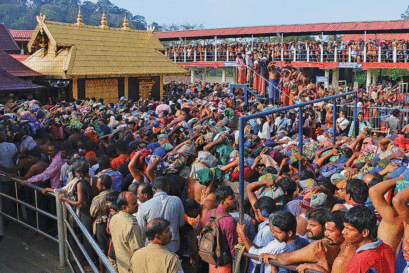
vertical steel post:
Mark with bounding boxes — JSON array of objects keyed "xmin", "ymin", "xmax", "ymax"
[
  {"xmin": 0, "ymin": 182, "xmax": 3, "ymax": 235},
  {"xmin": 238, "ymin": 117, "xmax": 245, "ymax": 225},
  {"xmin": 354, "ymin": 92, "xmax": 358, "ymax": 138},
  {"xmin": 298, "ymin": 107, "xmax": 303, "ymax": 173},
  {"xmin": 244, "ymin": 86, "xmax": 248, "ymax": 107},
  {"xmin": 333, "ymin": 98, "xmax": 337, "ymax": 145},
  {"xmin": 55, "ymin": 189, "xmax": 67, "ymax": 269}
]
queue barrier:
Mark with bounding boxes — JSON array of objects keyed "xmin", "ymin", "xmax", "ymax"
[{"xmin": 0, "ymin": 174, "xmax": 115, "ymax": 273}]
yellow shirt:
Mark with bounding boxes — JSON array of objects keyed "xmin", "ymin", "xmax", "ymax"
[
  {"xmin": 129, "ymin": 243, "xmax": 183, "ymax": 273},
  {"xmin": 110, "ymin": 211, "xmax": 145, "ymax": 273}
]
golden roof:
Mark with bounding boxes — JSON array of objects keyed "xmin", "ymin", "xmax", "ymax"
[{"xmin": 24, "ymin": 19, "xmax": 187, "ymax": 79}]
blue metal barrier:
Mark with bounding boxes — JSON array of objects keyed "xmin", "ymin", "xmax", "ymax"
[{"xmin": 238, "ymin": 91, "xmax": 358, "ymax": 224}]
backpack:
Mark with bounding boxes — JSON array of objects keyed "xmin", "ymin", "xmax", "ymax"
[{"xmin": 198, "ymin": 209, "xmax": 232, "ymax": 267}]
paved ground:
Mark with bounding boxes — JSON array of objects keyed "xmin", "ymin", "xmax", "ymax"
[{"xmin": 0, "ymin": 221, "xmax": 72, "ymax": 273}]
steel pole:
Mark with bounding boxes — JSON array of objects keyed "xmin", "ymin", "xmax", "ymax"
[
  {"xmin": 333, "ymin": 98, "xmax": 337, "ymax": 145},
  {"xmin": 55, "ymin": 189, "xmax": 67, "ymax": 269},
  {"xmin": 238, "ymin": 117, "xmax": 245, "ymax": 225},
  {"xmin": 354, "ymin": 92, "xmax": 358, "ymax": 138},
  {"xmin": 298, "ymin": 107, "xmax": 303, "ymax": 173}
]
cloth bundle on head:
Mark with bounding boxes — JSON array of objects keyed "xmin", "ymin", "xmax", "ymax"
[
  {"xmin": 301, "ymin": 193, "xmax": 328, "ymax": 210},
  {"xmin": 197, "ymin": 167, "xmax": 222, "ymax": 187},
  {"xmin": 130, "ymin": 149, "xmax": 152, "ymax": 171},
  {"xmin": 158, "ymin": 134, "xmax": 174, "ymax": 152},
  {"xmin": 298, "ymin": 178, "xmax": 316, "ymax": 189},
  {"xmin": 70, "ymin": 116, "xmax": 83, "ymax": 130},
  {"xmin": 145, "ymin": 155, "xmax": 165, "ymax": 176},
  {"xmin": 190, "ymin": 151, "xmax": 219, "ymax": 179},
  {"xmin": 330, "ymin": 173, "xmax": 347, "ymax": 189},
  {"xmin": 230, "ymin": 166, "xmax": 254, "ymax": 181},
  {"xmin": 84, "ymin": 127, "xmax": 99, "ymax": 143},
  {"xmin": 224, "ymin": 108, "xmax": 236, "ymax": 120}
]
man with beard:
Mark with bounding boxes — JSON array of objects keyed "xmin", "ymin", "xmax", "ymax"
[
  {"xmin": 304, "ymin": 208, "xmax": 330, "ymax": 242},
  {"xmin": 267, "ymin": 211, "xmax": 355, "ymax": 273}
]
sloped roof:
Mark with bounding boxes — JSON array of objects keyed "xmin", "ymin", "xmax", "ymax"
[
  {"xmin": 0, "ymin": 69, "xmax": 44, "ymax": 92},
  {"xmin": 0, "ymin": 24, "xmax": 20, "ymax": 51},
  {"xmin": 10, "ymin": 30, "xmax": 34, "ymax": 41},
  {"xmin": 24, "ymin": 20, "xmax": 186, "ymax": 78},
  {"xmin": 155, "ymin": 20, "xmax": 409, "ymax": 41},
  {"xmin": 0, "ymin": 51, "xmax": 42, "ymax": 77}
]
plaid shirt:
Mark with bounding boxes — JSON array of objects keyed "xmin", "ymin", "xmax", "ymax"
[{"xmin": 27, "ymin": 151, "xmax": 65, "ymax": 189}]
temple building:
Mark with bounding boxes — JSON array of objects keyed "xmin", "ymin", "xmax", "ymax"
[{"xmin": 24, "ymin": 12, "xmax": 187, "ymax": 103}]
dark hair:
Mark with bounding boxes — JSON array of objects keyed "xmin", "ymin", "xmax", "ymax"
[
  {"xmin": 99, "ymin": 175, "xmax": 112, "ymax": 188},
  {"xmin": 306, "ymin": 207, "xmax": 330, "ymax": 228},
  {"xmin": 115, "ymin": 140, "xmax": 128, "ymax": 154},
  {"xmin": 138, "ymin": 183, "xmax": 153, "ymax": 196},
  {"xmin": 272, "ymin": 211, "xmax": 297, "ymax": 234},
  {"xmin": 106, "ymin": 191, "xmax": 120, "ymax": 203},
  {"xmin": 128, "ymin": 182, "xmax": 140, "ymax": 194},
  {"xmin": 49, "ymin": 141, "xmax": 61, "ymax": 151},
  {"xmin": 28, "ymin": 148, "xmax": 41, "ymax": 159},
  {"xmin": 153, "ymin": 176, "xmax": 169, "ymax": 192},
  {"xmin": 145, "ymin": 218, "xmax": 171, "ymax": 241},
  {"xmin": 276, "ymin": 177, "xmax": 297, "ymax": 196},
  {"xmin": 98, "ymin": 155, "xmax": 112, "ymax": 170},
  {"xmin": 262, "ymin": 166, "xmax": 277, "ymax": 176},
  {"xmin": 344, "ymin": 205, "xmax": 377, "ymax": 234},
  {"xmin": 215, "ymin": 186, "xmax": 234, "ymax": 204},
  {"xmin": 117, "ymin": 192, "xmax": 130, "ymax": 209},
  {"xmin": 255, "ymin": 196, "xmax": 276, "ymax": 214},
  {"xmin": 110, "ymin": 201, "xmax": 120, "ymax": 212},
  {"xmin": 83, "ymin": 140, "xmax": 97, "ymax": 152},
  {"xmin": 326, "ymin": 210, "xmax": 345, "ymax": 232},
  {"xmin": 341, "ymin": 147, "xmax": 353, "ymax": 158},
  {"xmin": 346, "ymin": 179, "xmax": 369, "ymax": 204},
  {"xmin": 299, "ymin": 169, "xmax": 314, "ymax": 181},
  {"xmin": 73, "ymin": 161, "xmax": 89, "ymax": 175},
  {"xmin": 368, "ymin": 173, "xmax": 384, "ymax": 188},
  {"xmin": 317, "ymin": 177, "xmax": 337, "ymax": 194},
  {"xmin": 184, "ymin": 198, "xmax": 201, "ymax": 212}
]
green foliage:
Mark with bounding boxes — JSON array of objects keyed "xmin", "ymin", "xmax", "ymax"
[{"xmin": 0, "ymin": 0, "xmax": 147, "ymax": 30}]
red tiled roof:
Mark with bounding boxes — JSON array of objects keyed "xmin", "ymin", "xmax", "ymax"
[
  {"xmin": 0, "ymin": 24, "xmax": 20, "ymax": 51},
  {"xmin": 342, "ymin": 33, "xmax": 409, "ymax": 42},
  {"xmin": 9, "ymin": 54, "xmax": 30, "ymax": 62},
  {"xmin": 0, "ymin": 69, "xmax": 44, "ymax": 92},
  {"xmin": 155, "ymin": 20, "xmax": 409, "ymax": 41},
  {"xmin": 0, "ymin": 51, "xmax": 42, "ymax": 77},
  {"xmin": 10, "ymin": 30, "xmax": 34, "ymax": 41}
]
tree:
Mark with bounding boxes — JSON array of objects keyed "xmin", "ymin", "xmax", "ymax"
[{"xmin": 402, "ymin": 5, "xmax": 409, "ymax": 20}]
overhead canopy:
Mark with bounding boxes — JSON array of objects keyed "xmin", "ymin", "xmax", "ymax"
[
  {"xmin": 0, "ymin": 24, "xmax": 20, "ymax": 51},
  {"xmin": 155, "ymin": 20, "xmax": 409, "ymax": 41},
  {"xmin": 24, "ymin": 16, "xmax": 187, "ymax": 79}
]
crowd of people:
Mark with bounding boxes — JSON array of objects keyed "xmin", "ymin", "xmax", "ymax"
[
  {"xmin": 165, "ymin": 39, "xmax": 409, "ymax": 64},
  {"xmin": 1, "ymin": 78, "xmax": 409, "ymax": 273}
]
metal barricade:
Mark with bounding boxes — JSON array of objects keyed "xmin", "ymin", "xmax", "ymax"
[{"xmin": 0, "ymin": 175, "xmax": 115, "ymax": 273}]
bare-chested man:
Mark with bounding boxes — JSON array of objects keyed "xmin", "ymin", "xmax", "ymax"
[
  {"xmin": 280, "ymin": 211, "xmax": 358, "ymax": 273},
  {"xmin": 6, "ymin": 148, "xmax": 48, "ymax": 182},
  {"xmin": 369, "ymin": 175, "xmax": 404, "ymax": 256},
  {"xmin": 268, "ymin": 62, "xmax": 279, "ymax": 101}
]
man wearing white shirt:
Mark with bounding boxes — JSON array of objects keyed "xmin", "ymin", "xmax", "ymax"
[
  {"xmin": 237, "ymin": 196, "xmax": 278, "ymax": 273},
  {"xmin": 258, "ymin": 116, "xmax": 270, "ymax": 140},
  {"xmin": 274, "ymin": 112, "xmax": 291, "ymax": 133},
  {"xmin": 237, "ymin": 210, "xmax": 285, "ymax": 273}
]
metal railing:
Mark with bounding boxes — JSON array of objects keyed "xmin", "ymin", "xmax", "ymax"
[
  {"xmin": 241, "ymin": 252, "xmax": 322, "ymax": 273},
  {"xmin": 0, "ymin": 174, "xmax": 115, "ymax": 273},
  {"xmin": 166, "ymin": 44, "xmax": 408, "ymax": 64}
]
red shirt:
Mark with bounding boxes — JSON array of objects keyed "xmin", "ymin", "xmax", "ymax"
[
  {"xmin": 111, "ymin": 154, "xmax": 129, "ymax": 171},
  {"xmin": 346, "ymin": 240, "xmax": 395, "ymax": 273}
]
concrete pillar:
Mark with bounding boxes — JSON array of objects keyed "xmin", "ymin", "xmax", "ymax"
[
  {"xmin": 332, "ymin": 68, "xmax": 339, "ymax": 91},
  {"xmin": 221, "ymin": 68, "xmax": 226, "ymax": 83},
  {"xmin": 203, "ymin": 68, "xmax": 207, "ymax": 82},
  {"xmin": 324, "ymin": 69, "xmax": 330, "ymax": 89},
  {"xmin": 190, "ymin": 69, "xmax": 195, "ymax": 84},
  {"xmin": 371, "ymin": 70, "xmax": 377, "ymax": 86},
  {"xmin": 366, "ymin": 70, "xmax": 372, "ymax": 90}
]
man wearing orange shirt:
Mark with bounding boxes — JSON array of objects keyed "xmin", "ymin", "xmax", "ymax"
[{"xmin": 111, "ymin": 140, "xmax": 129, "ymax": 171}]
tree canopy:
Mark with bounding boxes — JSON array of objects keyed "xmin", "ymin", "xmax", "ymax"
[{"xmin": 0, "ymin": 0, "xmax": 148, "ymax": 30}]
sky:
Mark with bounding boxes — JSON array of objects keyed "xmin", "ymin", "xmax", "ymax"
[{"xmin": 107, "ymin": 0, "xmax": 409, "ymax": 29}]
